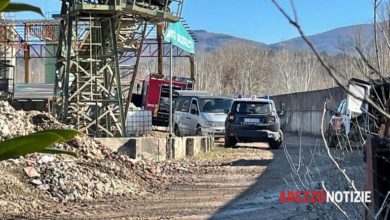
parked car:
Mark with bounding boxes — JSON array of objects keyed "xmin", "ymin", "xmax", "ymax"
[
  {"xmin": 225, "ymin": 96, "xmax": 283, "ymax": 149},
  {"xmin": 326, "ymin": 99, "xmax": 349, "ymax": 148},
  {"xmin": 327, "ymin": 78, "xmax": 372, "ymax": 148},
  {"xmin": 173, "ymin": 91, "xmax": 233, "ymax": 137}
]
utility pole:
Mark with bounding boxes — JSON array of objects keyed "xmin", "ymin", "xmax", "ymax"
[
  {"xmin": 157, "ymin": 23, "xmax": 164, "ymax": 77},
  {"xmin": 169, "ymin": 42, "xmax": 173, "ymax": 136},
  {"xmin": 190, "ymin": 54, "xmax": 195, "ymax": 81},
  {"xmin": 24, "ymin": 23, "xmax": 29, "ymax": 83}
]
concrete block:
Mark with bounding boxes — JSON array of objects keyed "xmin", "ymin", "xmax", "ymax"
[
  {"xmin": 170, "ymin": 137, "xmax": 186, "ymax": 160},
  {"xmin": 200, "ymin": 137, "xmax": 207, "ymax": 153},
  {"xmin": 185, "ymin": 137, "xmax": 202, "ymax": 157},
  {"xmin": 97, "ymin": 137, "xmax": 166, "ymax": 161},
  {"xmin": 200, "ymin": 137, "xmax": 214, "ymax": 153},
  {"xmin": 97, "ymin": 135, "xmax": 215, "ymax": 162},
  {"xmin": 209, "ymin": 137, "xmax": 215, "ymax": 150},
  {"xmin": 132, "ymin": 138, "xmax": 167, "ymax": 161},
  {"xmin": 95, "ymin": 138, "xmax": 131, "ymax": 152}
]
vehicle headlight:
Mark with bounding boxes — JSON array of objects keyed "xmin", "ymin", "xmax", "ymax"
[{"xmin": 204, "ymin": 121, "xmax": 216, "ymax": 127}]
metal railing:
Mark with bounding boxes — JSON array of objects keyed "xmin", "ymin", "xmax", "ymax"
[{"xmin": 125, "ymin": 0, "xmax": 183, "ymax": 22}]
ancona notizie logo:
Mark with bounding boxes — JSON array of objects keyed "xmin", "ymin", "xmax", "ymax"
[{"xmin": 278, "ymin": 191, "xmax": 372, "ymax": 203}]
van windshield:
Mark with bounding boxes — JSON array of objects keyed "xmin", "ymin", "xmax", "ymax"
[{"xmin": 199, "ymin": 98, "xmax": 232, "ymax": 113}]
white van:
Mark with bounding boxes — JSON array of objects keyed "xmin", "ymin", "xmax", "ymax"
[{"xmin": 173, "ymin": 91, "xmax": 233, "ymax": 137}]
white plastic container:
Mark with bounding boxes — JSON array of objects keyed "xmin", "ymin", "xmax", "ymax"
[{"xmin": 125, "ymin": 110, "xmax": 152, "ymax": 137}]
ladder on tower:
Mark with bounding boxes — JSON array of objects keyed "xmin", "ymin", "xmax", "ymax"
[{"xmin": 53, "ymin": 0, "xmax": 184, "ymax": 137}]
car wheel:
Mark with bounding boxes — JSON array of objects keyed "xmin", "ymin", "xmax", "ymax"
[
  {"xmin": 269, "ymin": 139, "xmax": 282, "ymax": 149},
  {"xmin": 196, "ymin": 126, "xmax": 202, "ymax": 136},
  {"xmin": 174, "ymin": 124, "xmax": 181, "ymax": 137},
  {"xmin": 224, "ymin": 135, "xmax": 237, "ymax": 148}
]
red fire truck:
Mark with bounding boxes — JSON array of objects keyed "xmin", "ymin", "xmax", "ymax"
[{"xmin": 133, "ymin": 75, "xmax": 194, "ymax": 126}]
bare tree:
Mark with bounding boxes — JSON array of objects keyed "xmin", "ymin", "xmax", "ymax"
[{"xmin": 272, "ymin": 0, "xmax": 390, "ymax": 218}]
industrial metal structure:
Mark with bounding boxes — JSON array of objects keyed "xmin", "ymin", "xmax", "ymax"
[
  {"xmin": 0, "ymin": 17, "xmax": 194, "ymax": 80},
  {"xmin": 52, "ymin": 0, "xmax": 185, "ymax": 137},
  {"xmin": 0, "ymin": 13, "xmax": 17, "ymax": 98},
  {"xmin": 0, "ymin": 17, "xmax": 60, "ymax": 85},
  {"xmin": 0, "ymin": 0, "xmax": 198, "ymax": 137}
]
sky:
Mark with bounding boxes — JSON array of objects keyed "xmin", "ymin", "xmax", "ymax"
[{"xmin": 12, "ymin": 0, "xmax": 375, "ymax": 44}]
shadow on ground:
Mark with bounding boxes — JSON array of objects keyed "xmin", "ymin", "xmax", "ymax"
[
  {"xmin": 209, "ymin": 133, "xmax": 322, "ymax": 220},
  {"xmin": 220, "ymin": 159, "xmax": 273, "ymax": 167},
  {"xmin": 235, "ymin": 145, "xmax": 271, "ymax": 151}
]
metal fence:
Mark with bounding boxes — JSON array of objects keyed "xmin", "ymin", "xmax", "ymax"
[{"xmin": 272, "ymin": 87, "xmax": 345, "ymax": 135}]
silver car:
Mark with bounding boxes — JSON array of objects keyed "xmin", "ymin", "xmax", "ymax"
[{"xmin": 173, "ymin": 91, "xmax": 233, "ymax": 137}]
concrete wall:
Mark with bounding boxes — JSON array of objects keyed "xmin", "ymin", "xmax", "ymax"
[
  {"xmin": 272, "ymin": 87, "xmax": 345, "ymax": 135},
  {"xmin": 98, "ymin": 88, "xmax": 344, "ymax": 153},
  {"xmin": 96, "ymin": 136, "xmax": 214, "ymax": 162}
]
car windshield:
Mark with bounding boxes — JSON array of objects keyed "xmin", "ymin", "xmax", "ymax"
[
  {"xmin": 199, "ymin": 98, "xmax": 232, "ymax": 113},
  {"xmin": 234, "ymin": 102, "xmax": 272, "ymax": 114}
]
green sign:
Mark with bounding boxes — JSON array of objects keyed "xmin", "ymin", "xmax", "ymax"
[{"xmin": 164, "ymin": 21, "xmax": 195, "ymax": 54}]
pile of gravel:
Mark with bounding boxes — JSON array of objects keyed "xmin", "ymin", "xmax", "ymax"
[
  {"xmin": 0, "ymin": 101, "xmax": 63, "ymax": 140},
  {"xmin": 0, "ymin": 101, "xmax": 189, "ymax": 216}
]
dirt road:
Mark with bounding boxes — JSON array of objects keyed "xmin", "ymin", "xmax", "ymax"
[
  {"xmin": 31, "ymin": 133, "xmax": 328, "ymax": 219},
  {"xmin": 31, "ymin": 134, "xmax": 321, "ymax": 219}
]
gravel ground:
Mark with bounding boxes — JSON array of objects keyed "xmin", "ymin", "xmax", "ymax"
[
  {"xmin": 27, "ymin": 142, "xmax": 277, "ymax": 219},
  {"xmin": 0, "ymin": 102, "xmax": 199, "ymax": 218},
  {"xmin": 27, "ymin": 134, "xmax": 364, "ymax": 220},
  {"xmin": 0, "ymin": 101, "xmax": 365, "ymax": 219}
]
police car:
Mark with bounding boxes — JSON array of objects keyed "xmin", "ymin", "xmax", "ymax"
[{"xmin": 224, "ymin": 95, "xmax": 283, "ymax": 149}]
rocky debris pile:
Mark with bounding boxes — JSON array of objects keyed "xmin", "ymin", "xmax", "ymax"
[
  {"xmin": 20, "ymin": 136, "xmax": 169, "ymax": 203},
  {"xmin": 23, "ymin": 156, "xmax": 138, "ymax": 202},
  {"xmin": 0, "ymin": 101, "xmax": 64, "ymax": 141},
  {"xmin": 0, "ymin": 161, "xmax": 52, "ymax": 215},
  {"xmin": 0, "ymin": 101, "xmax": 198, "ymax": 217}
]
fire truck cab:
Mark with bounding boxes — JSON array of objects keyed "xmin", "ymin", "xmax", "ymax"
[{"xmin": 134, "ymin": 75, "xmax": 194, "ymax": 126}]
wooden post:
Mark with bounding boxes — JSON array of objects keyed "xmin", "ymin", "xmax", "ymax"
[
  {"xmin": 365, "ymin": 135, "xmax": 390, "ymax": 219},
  {"xmin": 366, "ymin": 136, "xmax": 377, "ymax": 219}
]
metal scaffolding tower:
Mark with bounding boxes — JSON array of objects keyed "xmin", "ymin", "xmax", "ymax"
[
  {"xmin": 53, "ymin": 0, "xmax": 183, "ymax": 137},
  {"xmin": 0, "ymin": 13, "xmax": 17, "ymax": 98}
]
